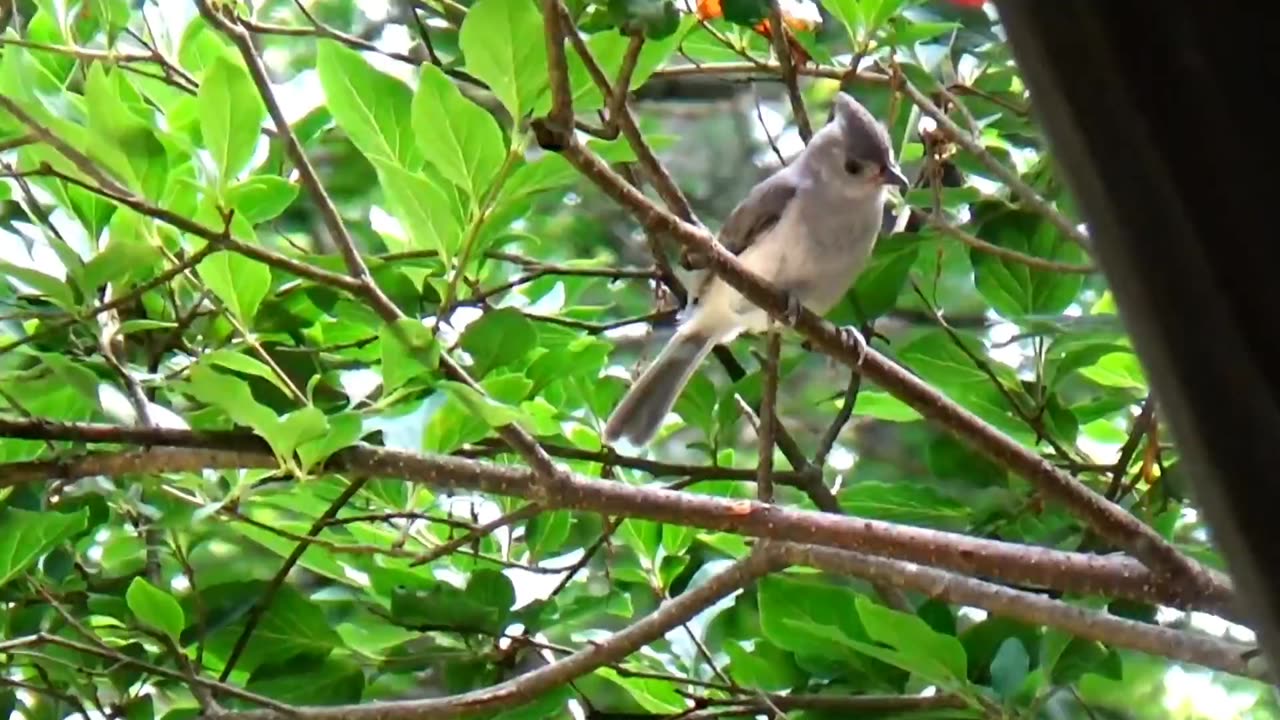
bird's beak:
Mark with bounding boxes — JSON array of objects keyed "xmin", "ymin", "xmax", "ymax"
[{"xmin": 881, "ymin": 164, "xmax": 910, "ymax": 190}]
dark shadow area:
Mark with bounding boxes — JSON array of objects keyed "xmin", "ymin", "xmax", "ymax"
[{"xmin": 994, "ymin": 0, "xmax": 1279, "ymax": 672}]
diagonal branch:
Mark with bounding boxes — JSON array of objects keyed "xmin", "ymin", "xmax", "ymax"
[
  {"xmin": 217, "ymin": 478, "xmax": 369, "ymax": 680},
  {"xmin": 767, "ymin": 0, "xmax": 812, "ymax": 143},
  {"xmin": 211, "ymin": 548, "xmax": 780, "ymax": 720}
]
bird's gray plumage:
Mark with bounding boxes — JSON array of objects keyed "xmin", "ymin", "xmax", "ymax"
[{"xmin": 603, "ymin": 92, "xmax": 907, "ymax": 447}]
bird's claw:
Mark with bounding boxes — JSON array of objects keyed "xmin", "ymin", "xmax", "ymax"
[{"xmin": 836, "ymin": 324, "xmax": 868, "ymax": 366}]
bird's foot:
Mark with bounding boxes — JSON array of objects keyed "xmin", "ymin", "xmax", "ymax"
[{"xmin": 781, "ymin": 293, "xmax": 805, "ymax": 327}]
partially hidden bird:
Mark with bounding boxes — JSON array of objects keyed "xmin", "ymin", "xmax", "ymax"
[{"xmin": 602, "ymin": 91, "xmax": 909, "ymax": 448}]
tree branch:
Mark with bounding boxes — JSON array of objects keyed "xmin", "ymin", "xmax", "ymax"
[
  {"xmin": 0, "ymin": 422, "xmax": 1236, "ymax": 616},
  {"xmin": 209, "ymin": 549, "xmax": 779, "ymax": 720},
  {"xmin": 777, "ymin": 543, "xmax": 1260, "ymax": 679}
]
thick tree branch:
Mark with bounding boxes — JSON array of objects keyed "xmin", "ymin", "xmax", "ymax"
[{"xmin": 0, "ymin": 422, "xmax": 1236, "ymax": 616}]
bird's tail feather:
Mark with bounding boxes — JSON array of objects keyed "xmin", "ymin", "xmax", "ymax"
[{"xmin": 603, "ymin": 329, "xmax": 717, "ymax": 447}]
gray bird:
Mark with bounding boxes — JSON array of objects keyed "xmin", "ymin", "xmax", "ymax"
[{"xmin": 602, "ymin": 92, "xmax": 908, "ymax": 448}]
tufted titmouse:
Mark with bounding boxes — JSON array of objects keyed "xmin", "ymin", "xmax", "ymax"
[{"xmin": 602, "ymin": 92, "xmax": 908, "ymax": 447}]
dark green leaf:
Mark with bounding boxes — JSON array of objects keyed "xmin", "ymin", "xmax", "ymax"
[
  {"xmin": 206, "ymin": 585, "xmax": 342, "ymax": 674},
  {"xmin": 839, "ymin": 481, "xmax": 971, "ymax": 530},
  {"xmin": 459, "ymin": 307, "xmax": 538, "ymax": 378},
  {"xmin": 969, "ymin": 206, "xmax": 1090, "ymax": 321},
  {"xmin": 989, "ymin": 637, "xmax": 1029, "ymax": 701},
  {"xmin": 854, "ymin": 595, "xmax": 968, "ymax": 684},
  {"xmin": 197, "ymin": 251, "xmax": 271, "ymax": 323}
]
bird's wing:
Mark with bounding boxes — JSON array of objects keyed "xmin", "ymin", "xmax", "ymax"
[
  {"xmin": 685, "ymin": 169, "xmax": 800, "ymax": 303},
  {"xmin": 716, "ymin": 170, "xmax": 800, "ymax": 256}
]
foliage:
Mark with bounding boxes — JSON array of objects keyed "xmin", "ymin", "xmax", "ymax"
[{"xmin": 0, "ymin": 1, "xmax": 1271, "ymax": 719}]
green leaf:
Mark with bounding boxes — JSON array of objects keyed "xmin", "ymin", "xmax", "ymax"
[
  {"xmin": 412, "ymin": 64, "xmax": 506, "ymax": 199},
  {"xmin": 846, "ymin": 233, "xmax": 921, "ymax": 323},
  {"xmin": 969, "ymin": 206, "xmax": 1090, "ymax": 321},
  {"xmin": 316, "ymin": 39, "xmax": 421, "ymax": 169},
  {"xmin": 297, "ymin": 412, "xmax": 364, "ymax": 472},
  {"xmin": 391, "ymin": 583, "xmax": 502, "ymax": 633},
  {"xmin": 989, "ymin": 637, "xmax": 1029, "ymax": 701},
  {"xmin": 839, "ymin": 482, "xmax": 971, "ymax": 530},
  {"xmin": 595, "ymin": 667, "xmax": 684, "ymax": 713},
  {"xmin": 197, "ymin": 251, "xmax": 271, "ymax": 323},
  {"xmin": 1078, "ymin": 351, "xmax": 1148, "ymax": 390},
  {"xmin": 84, "ymin": 221, "xmax": 162, "ymax": 292},
  {"xmin": 757, "ymin": 575, "xmax": 868, "ymax": 662},
  {"xmin": 270, "ymin": 408, "xmax": 331, "ymax": 467},
  {"xmin": 198, "ymin": 56, "xmax": 265, "ymax": 186},
  {"xmin": 566, "ymin": 19, "xmax": 693, "ymax": 110},
  {"xmin": 372, "ymin": 159, "xmax": 464, "ymax": 258},
  {"xmin": 468, "ymin": 569, "xmax": 516, "ymax": 618},
  {"xmin": 380, "ymin": 318, "xmax": 440, "ymax": 393},
  {"xmin": 851, "ymin": 391, "xmax": 923, "ymax": 422},
  {"xmin": 0, "ymin": 508, "xmax": 89, "ymax": 590},
  {"xmin": 125, "ymin": 578, "xmax": 186, "ymax": 642},
  {"xmin": 200, "ymin": 349, "xmax": 296, "ymax": 399},
  {"xmin": 178, "ymin": 18, "xmax": 233, "ymax": 74},
  {"xmin": 1047, "ymin": 636, "xmax": 1122, "ymax": 685},
  {"xmin": 526, "ymin": 510, "xmax": 572, "ymax": 560},
  {"xmin": 855, "ymin": 595, "xmax": 968, "ymax": 684},
  {"xmin": 0, "ymin": 261, "xmax": 76, "ymax": 310},
  {"xmin": 246, "ymin": 656, "xmax": 364, "ymax": 706},
  {"xmin": 438, "ymin": 381, "xmax": 527, "ymax": 428},
  {"xmin": 185, "ymin": 365, "xmax": 291, "ymax": 461},
  {"xmin": 897, "ymin": 329, "xmax": 1012, "ymax": 391},
  {"xmin": 726, "ymin": 640, "xmax": 804, "ymax": 692},
  {"xmin": 458, "ymin": 307, "xmax": 538, "ymax": 377},
  {"xmin": 818, "ymin": 0, "xmax": 863, "ymax": 43},
  {"xmin": 206, "ymin": 585, "xmax": 342, "ymax": 674},
  {"xmin": 84, "ymin": 64, "xmax": 169, "ymax": 201},
  {"xmin": 225, "ymin": 176, "xmax": 300, "ymax": 224},
  {"xmin": 460, "ymin": 0, "xmax": 550, "ymax": 120},
  {"xmin": 89, "ymin": 0, "xmax": 131, "ymax": 43}
]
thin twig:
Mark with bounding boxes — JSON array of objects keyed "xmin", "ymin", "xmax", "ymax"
[
  {"xmin": 892, "ymin": 67, "xmax": 1090, "ymax": 248},
  {"xmin": 756, "ymin": 329, "xmax": 781, "ymax": 503},
  {"xmin": 768, "ymin": 0, "xmax": 812, "ymax": 143},
  {"xmin": 218, "ymin": 479, "xmax": 369, "ymax": 680}
]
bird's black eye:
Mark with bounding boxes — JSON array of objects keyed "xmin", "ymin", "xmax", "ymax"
[{"xmin": 844, "ymin": 158, "xmax": 863, "ymax": 175}]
